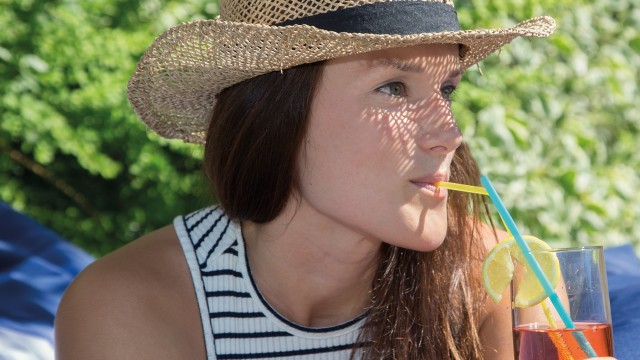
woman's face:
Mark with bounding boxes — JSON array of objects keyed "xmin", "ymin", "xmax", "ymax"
[{"xmin": 298, "ymin": 43, "xmax": 463, "ymax": 252}]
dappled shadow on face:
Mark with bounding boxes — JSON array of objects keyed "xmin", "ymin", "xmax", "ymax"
[
  {"xmin": 356, "ymin": 45, "xmax": 463, "ymax": 237},
  {"xmin": 360, "ymin": 46, "xmax": 463, "ymax": 177}
]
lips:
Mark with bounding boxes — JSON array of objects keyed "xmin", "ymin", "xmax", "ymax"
[
  {"xmin": 410, "ymin": 174, "xmax": 448, "ymax": 196},
  {"xmin": 411, "ymin": 181, "xmax": 438, "ymax": 192}
]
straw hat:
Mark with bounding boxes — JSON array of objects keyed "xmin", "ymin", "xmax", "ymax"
[{"xmin": 127, "ymin": 0, "xmax": 556, "ymax": 144}]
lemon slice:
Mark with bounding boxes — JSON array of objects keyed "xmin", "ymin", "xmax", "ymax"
[{"xmin": 482, "ymin": 235, "xmax": 560, "ymax": 308}]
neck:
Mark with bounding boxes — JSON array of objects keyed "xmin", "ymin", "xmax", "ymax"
[{"xmin": 242, "ymin": 201, "xmax": 381, "ymax": 328}]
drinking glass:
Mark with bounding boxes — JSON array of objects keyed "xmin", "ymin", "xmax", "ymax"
[{"xmin": 512, "ymin": 246, "xmax": 614, "ymax": 360}]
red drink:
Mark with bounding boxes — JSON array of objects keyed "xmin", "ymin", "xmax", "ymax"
[{"xmin": 514, "ymin": 322, "xmax": 613, "ymax": 360}]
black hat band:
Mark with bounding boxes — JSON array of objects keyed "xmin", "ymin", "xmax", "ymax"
[{"xmin": 276, "ymin": 1, "xmax": 462, "ymax": 35}]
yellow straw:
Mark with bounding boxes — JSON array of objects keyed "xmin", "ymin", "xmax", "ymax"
[
  {"xmin": 435, "ymin": 181, "xmax": 508, "ymax": 229},
  {"xmin": 435, "ymin": 181, "xmax": 489, "ymax": 196},
  {"xmin": 542, "ymin": 300, "xmax": 576, "ymax": 359}
]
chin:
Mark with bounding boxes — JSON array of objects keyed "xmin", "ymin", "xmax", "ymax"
[
  {"xmin": 405, "ymin": 218, "xmax": 448, "ymax": 252},
  {"xmin": 413, "ymin": 236, "xmax": 447, "ymax": 252},
  {"xmin": 383, "ymin": 207, "xmax": 449, "ymax": 251},
  {"xmin": 390, "ymin": 230, "xmax": 447, "ymax": 252}
]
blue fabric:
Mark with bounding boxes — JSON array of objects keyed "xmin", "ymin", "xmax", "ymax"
[
  {"xmin": 0, "ymin": 202, "xmax": 94, "ymax": 346},
  {"xmin": 605, "ymin": 244, "xmax": 640, "ymax": 360}
]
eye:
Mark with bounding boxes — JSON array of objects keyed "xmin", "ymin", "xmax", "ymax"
[
  {"xmin": 440, "ymin": 84, "xmax": 458, "ymax": 102},
  {"xmin": 377, "ymin": 81, "xmax": 407, "ymax": 97}
]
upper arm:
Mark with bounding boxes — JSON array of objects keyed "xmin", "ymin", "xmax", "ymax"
[
  {"xmin": 55, "ymin": 228, "xmax": 203, "ymax": 360},
  {"xmin": 476, "ymin": 223, "xmax": 514, "ymax": 360},
  {"xmin": 55, "ymin": 261, "xmax": 178, "ymax": 359},
  {"xmin": 479, "ymin": 278, "xmax": 513, "ymax": 360},
  {"xmin": 55, "ymin": 264, "xmax": 153, "ymax": 360}
]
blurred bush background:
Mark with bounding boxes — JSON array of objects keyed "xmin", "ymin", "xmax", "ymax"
[{"xmin": 1, "ymin": 0, "xmax": 638, "ymax": 256}]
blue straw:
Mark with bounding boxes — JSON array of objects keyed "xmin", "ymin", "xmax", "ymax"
[{"xmin": 480, "ymin": 175, "xmax": 597, "ymax": 358}]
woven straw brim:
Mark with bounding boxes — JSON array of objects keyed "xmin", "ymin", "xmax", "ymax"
[{"xmin": 128, "ymin": 16, "xmax": 556, "ymax": 144}]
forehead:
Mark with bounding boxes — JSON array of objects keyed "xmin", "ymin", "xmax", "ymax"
[{"xmin": 327, "ymin": 43, "xmax": 462, "ymax": 75}]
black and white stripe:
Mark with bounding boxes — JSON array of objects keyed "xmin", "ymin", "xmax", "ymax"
[{"xmin": 175, "ymin": 207, "xmax": 365, "ymax": 359}]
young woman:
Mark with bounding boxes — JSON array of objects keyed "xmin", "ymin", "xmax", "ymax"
[{"xmin": 53, "ymin": 1, "xmax": 588, "ymax": 359}]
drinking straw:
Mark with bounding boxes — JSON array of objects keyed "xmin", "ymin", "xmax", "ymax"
[
  {"xmin": 480, "ymin": 175, "xmax": 597, "ymax": 358},
  {"xmin": 434, "ymin": 181, "xmax": 489, "ymax": 196},
  {"xmin": 435, "ymin": 181, "xmax": 514, "ymax": 232},
  {"xmin": 541, "ymin": 301, "xmax": 576, "ymax": 360}
]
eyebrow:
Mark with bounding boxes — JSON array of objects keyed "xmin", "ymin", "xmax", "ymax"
[
  {"xmin": 447, "ymin": 68, "xmax": 464, "ymax": 79},
  {"xmin": 367, "ymin": 58, "xmax": 424, "ymax": 73},
  {"xmin": 366, "ymin": 58, "xmax": 464, "ymax": 79}
]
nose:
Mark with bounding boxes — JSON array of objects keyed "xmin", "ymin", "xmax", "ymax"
[{"xmin": 415, "ymin": 101, "xmax": 462, "ymax": 155}]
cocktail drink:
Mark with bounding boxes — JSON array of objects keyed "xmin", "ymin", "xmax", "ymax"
[
  {"xmin": 437, "ymin": 178, "xmax": 615, "ymax": 359},
  {"xmin": 515, "ymin": 323, "xmax": 613, "ymax": 360},
  {"xmin": 512, "ymin": 246, "xmax": 614, "ymax": 360}
]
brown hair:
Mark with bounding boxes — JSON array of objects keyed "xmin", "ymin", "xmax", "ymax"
[
  {"xmin": 204, "ymin": 63, "xmax": 323, "ymax": 222},
  {"xmin": 204, "ymin": 63, "xmax": 487, "ymax": 359}
]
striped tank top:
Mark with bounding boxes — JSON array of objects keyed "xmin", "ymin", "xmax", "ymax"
[{"xmin": 174, "ymin": 206, "xmax": 366, "ymax": 359}]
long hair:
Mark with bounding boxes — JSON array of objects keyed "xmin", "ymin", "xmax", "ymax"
[
  {"xmin": 356, "ymin": 143, "xmax": 487, "ymax": 359},
  {"xmin": 204, "ymin": 63, "xmax": 321, "ymax": 222},
  {"xmin": 204, "ymin": 62, "xmax": 488, "ymax": 359}
]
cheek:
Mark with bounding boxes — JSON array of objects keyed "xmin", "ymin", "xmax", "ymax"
[
  {"xmin": 365, "ymin": 107, "xmax": 422, "ymax": 175},
  {"xmin": 373, "ymin": 109, "xmax": 417, "ymax": 147},
  {"xmin": 301, "ymin": 106, "xmax": 364, "ymax": 190},
  {"xmin": 309, "ymin": 105, "xmax": 383, "ymax": 167},
  {"xmin": 300, "ymin": 110, "xmax": 391, "ymax": 212}
]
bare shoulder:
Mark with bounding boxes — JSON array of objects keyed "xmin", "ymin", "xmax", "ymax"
[
  {"xmin": 55, "ymin": 225, "xmax": 204, "ymax": 360},
  {"xmin": 476, "ymin": 221, "xmax": 510, "ymax": 253}
]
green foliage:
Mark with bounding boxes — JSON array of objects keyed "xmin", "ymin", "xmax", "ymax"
[
  {"xmin": 1, "ymin": 0, "xmax": 638, "ymax": 255},
  {"xmin": 0, "ymin": 0, "xmax": 217, "ymax": 255},
  {"xmin": 454, "ymin": 0, "xmax": 640, "ymax": 249}
]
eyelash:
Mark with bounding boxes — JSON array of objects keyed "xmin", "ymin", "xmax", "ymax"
[
  {"xmin": 376, "ymin": 81, "xmax": 407, "ymax": 97},
  {"xmin": 376, "ymin": 82, "xmax": 460, "ymax": 102},
  {"xmin": 441, "ymin": 84, "xmax": 459, "ymax": 102}
]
